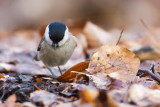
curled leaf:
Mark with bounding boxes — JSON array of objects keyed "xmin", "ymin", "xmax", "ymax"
[{"xmin": 58, "ymin": 62, "xmax": 89, "ymax": 81}]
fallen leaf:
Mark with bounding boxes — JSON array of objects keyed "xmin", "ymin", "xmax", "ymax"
[
  {"xmin": 80, "ymin": 88, "xmax": 99, "ymax": 106},
  {"xmin": 58, "ymin": 62, "xmax": 89, "ymax": 81},
  {"xmin": 83, "ymin": 22, "xmax": 118, "ymax": 49},
  {"xmin": 128, "ymin": 84, "xmax": 160, "ymax": 106},
  {"xmin": 55, "ymin": 100, "xmax": 80, "ymax": 107},
  {"xmin": 2, "ymin": 94, "xmax": 16, "ymax": 107},
  {"xmin": 88, "ymin": 45, "xmax": 140, "ymax": 82},
  {"xmin": 55, "ymin": 102, "xmax": 73, "ymax": 107},
  {"xmin": 0, "ymin": 63, "xmax": 15, "ymax": 72},
  {"xmin": 71, "ymin": 71, "xmax": 111, "ymax": 89},
  {"xmin": 0, "ymin": 74, "xmax": 5, "ymax": 78},
  {"xmin": 35, "ymin": 77, "xmax": 43, "ymax": 82},
  {"xmin": 80, "ymin": 89, "xmax": 118, "ymax": 107},
  {"xmin": 108, "ymin": 87, "xmax": 129, "ymax": 105},
  {"xmin": 98, "ymin": 90, "xmax": 118, "ymax": 107},
  {"xmin": 30, "ymin": 90, "xmax": 57, "ymax": 107},
  {"xmin": 19, "ymin": 102, "xmax": 36, "ymax": 107},
  {"xmin": 134, "ymin": 76, "xmax": 159, "ymax": 89}
]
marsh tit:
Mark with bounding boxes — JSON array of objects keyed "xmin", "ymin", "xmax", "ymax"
[{"xmin": 34, "ymin": 21, "xmax": 77, "ymax": 77}]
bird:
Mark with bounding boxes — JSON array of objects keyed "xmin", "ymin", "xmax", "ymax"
[{"xmin": 34, "ymin": 21, "xmax": 77, "ymax": 77}]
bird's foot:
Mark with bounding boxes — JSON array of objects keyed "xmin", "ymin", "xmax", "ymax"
[
  {"xmin": 58, "ymin": 66, "xmax": 63, "ymax": 75},
  {"xmin": 47, "ymin": 67, "xmax": 57, "ymax": 78}
]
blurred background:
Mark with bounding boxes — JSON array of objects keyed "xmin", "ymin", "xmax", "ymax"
[{"xmin": 0, "ymin": 0, "xmax": 160, "ymax": 31}]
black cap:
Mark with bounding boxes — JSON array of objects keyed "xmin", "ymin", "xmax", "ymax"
[{"xmin": 48, "ymin": 21, "xmax": 66, "ymax": 44}]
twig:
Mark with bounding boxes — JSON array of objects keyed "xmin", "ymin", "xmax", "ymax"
[
  {"xmin": 116, "ymin": 29, "xmax": 124, "ymax": 46},
  {"xmin": 33, "ymin": 84, "xmax": 41, "ymax": 90},
  {"xmin": 0, "ymin": 87, "xmax": 6, "ymax": 101},
  {"xmin": 140, "ymin": 19, "xmax": 149, "ymax": 30},
  {"xmin": 71, "ymin": 71, "xmax": 88, "ymax": 76},
  {"xmin": 138, "ymin": 64, "xmax": 160, "ymax": 83}
]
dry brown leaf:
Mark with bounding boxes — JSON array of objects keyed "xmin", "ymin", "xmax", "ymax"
[
  {"xmin": 106, "ymin": 94, "xmax": 118, "ymax": 107},
  {"xmin": 80, "ymin": 89, "xmax": 118, "ymax": 107},
  {"xmin": 35, "ymin": 77, "xmax": 43, "ymax": 82},
  {"xmin": 1, "ymin": 94, "xmax": 16, "ymax": 107},
  {"xmin": 0, "ymin": 63, "xmax": 15, "ymax": 72},
  {"xmin": 55, "ymin": 102, "xmax": 73, "ymax": 107},
  {"xmin": 0, "ymin": 74, "xmax": 5, "ymax": 78},
  {"xmin": 83, "ymin": 21, "xmax": 118, "ymax": 49},
  {"xmin": 58, "ymin": 62, "xmax": 89, "ymax": 81},
  {"xmin": 134, "ymin": 76, "xmax": 160, "ymax": 90},
  {"xmin": 55, "ymin": 100, "xmax": 80, "ymax": 107},
  {"xmin": 80, "ymin": 89, "xmax": 99, "ymax": 106},
  {"xmin": 128, "ymin": 84, "xmax": 160, "ymax": 106},
  {"xmin": 71, "ymin": 71, "xmax": 111, "ymax": 89},
  {"xmin": 56, "ymin": 89, "xmax": 118, "ymax": 107},
  {"xmin": 88, "ymin": 45, "xmax": 140, "ymax": 82},
  {"xmin": 108, "ymin": 87, "xmax": 128, "ymax": 105},
  {"xmin": 30, "ymin": 90, "xmax": 57, "ymax": 106},
  {"xmin": 19, "ymin": 102, "xmax": 36, "ymax": 107}
]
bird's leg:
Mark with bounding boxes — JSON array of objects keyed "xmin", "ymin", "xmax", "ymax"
[
  {"xmin": 47, "ymin": 67, "xmax": 57, "ymax": 78},
  {"xmin": 57, "ymin": 66, "xmax": 62, "ymax": 75}
]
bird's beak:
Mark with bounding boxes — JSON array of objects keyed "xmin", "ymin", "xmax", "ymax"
[{"xmin": 52, "ymin": 43, "xmax": 58, "ymax": 50}]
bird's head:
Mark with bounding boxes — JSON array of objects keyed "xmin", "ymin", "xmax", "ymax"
[{"xmin": 44, "ymin": 21, "xmax": 70, "ymax": 49}]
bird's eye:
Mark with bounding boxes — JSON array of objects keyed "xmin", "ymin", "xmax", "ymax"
[{"xmin": 49, "ymin": 34, "xmax": 52, "ymax": 39}]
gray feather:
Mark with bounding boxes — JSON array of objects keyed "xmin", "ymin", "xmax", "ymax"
[{"xmin": 37, "ymin": 35, "xmax": 45, "ymax": 51}]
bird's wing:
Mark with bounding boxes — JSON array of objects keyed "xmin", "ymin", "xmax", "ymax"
[
  {"xmin": 37, "ymin": 35, "xmax": 45, "ymax": 51},
  {"xmin": 72, "ymin": 35, "xmax": 78, "ymax": 47},
  {"xmin": 69, "ymin": 32, "xmax": 77, "ymax": 45}
]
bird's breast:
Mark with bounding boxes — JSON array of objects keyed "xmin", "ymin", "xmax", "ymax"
[{"xmin": 38, "ymin": 36, "xmax": 77, "ymax": 67}]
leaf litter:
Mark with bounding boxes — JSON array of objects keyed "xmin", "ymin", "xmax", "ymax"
[{"xmin": 0, "ymin": 21, "xmax": 160, "ymax": 107}]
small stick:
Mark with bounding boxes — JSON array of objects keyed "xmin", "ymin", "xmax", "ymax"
[
  {"xmin": 139, "ymin": 64, "xmax": 160, "ymax": 83},
  {"xmin": 71, "ymin": 71, "xmax": 88, "ymax": 75},
  {"xmin": 140, "ymin": 19, "xmax": 149, "ymax": 30},
  {"xmin": 33, "ymin": 84, "xmax": 41, "ymax": 90},
  {"xmin": 116, "ymin": 29, "xmax": 124, "ymax": 46},
  {"xmin": 0, "ymin": 87, "xmax": 6, "ymax": 101},
  {"xmin": 139, "ymin": 69, "xmax": 160, "ymax": 83}
]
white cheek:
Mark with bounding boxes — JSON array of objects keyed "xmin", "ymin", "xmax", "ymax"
[
  {"xmin": 58, "ymin": 28, "xmax": 70, "ymax": 46},
  {"xmin": 44, "ymin": 25, "xmax": 52, "ymax": 45}
]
